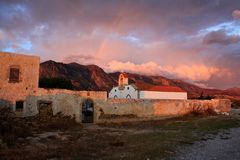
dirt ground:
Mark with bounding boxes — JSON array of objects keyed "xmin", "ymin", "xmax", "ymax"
[{"xmin": 1, "ymin": 109, "xmax": 240, "ymax": 160}]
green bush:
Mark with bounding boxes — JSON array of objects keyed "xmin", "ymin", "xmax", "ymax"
[
  {"xmin": 197, "ymin": 92, "xmax": 214, "ymax": 100},
  {"xmin": 231, "ymin": 100, "xmax": 240, "ymax": 108},
  {"xmin": 39, "ymin": 77, "xmax": 74, "ymax": 90}
]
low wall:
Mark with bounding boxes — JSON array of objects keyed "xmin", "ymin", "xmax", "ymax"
[
  {"xmin": 37, "ymin": 88, "xmax": 107, "ymax": 100},
  {"xmin": 13, "ymin": 91, "xmax": 231, "ymax": 123},
  {"xmin": 96, "ymin": 99, "xmax": 231, "ymax": 121},
  {"xmin": 25, "ymin": 93, "xmax": 84, "ymax": 122},
  {"xmin": 24, "ymin": 93, "xmax": 103, "ymax": 122}
]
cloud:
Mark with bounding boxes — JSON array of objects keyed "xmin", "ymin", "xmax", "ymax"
[
  {"xmin": 108, "ymin": 61, "xmax": 161, "ymax": 75},
  {"xmin": 163, "ymin": 65, "xmax": 220, "ymax": 82},
  {"xmin": 63, "ymin": 54, "xmax": 99, "ymax": 65},
  {"xmin": 203, "ymin": 30, "xmax": 240, "ymax": 45},
  {"xmin": 232, "ymin": 9, "xmax": 240, "ymax": 19},
  {"xmin": 1, "ymin": 0, "xmax": 240, "ymax": 89},
  {"xmin": 0, "ymin": 30, "xmax": 4, "ymax": 40},
  {"xmin": 108, "ymin": 60, "xmax": 220, "ymax": 82}
]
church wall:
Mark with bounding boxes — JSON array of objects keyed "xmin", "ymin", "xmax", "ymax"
[
  {"xmin": 108, "ymin": 85, "xmax": 138, "ymax": 99},
  {"xmin": 139, "ymin": 91, "xmax": 187, "ymax": 100}
]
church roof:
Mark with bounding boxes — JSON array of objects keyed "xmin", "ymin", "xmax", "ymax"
[{"xmin": 131, "ymin": 83, "xmax": 186, "ymax": 92}]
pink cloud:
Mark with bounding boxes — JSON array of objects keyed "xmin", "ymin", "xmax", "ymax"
[
  {"xmin": 108, "ymin": 60, "xmax": 223, "ymax": 82},
  {"xmin": 1, "ymin": 0, "xmax": 240, "ymax": 89}
]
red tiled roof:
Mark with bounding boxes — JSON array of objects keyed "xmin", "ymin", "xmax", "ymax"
[
  {"xmin": 146, "ymin": 86, "xmax": 185, "ymax": 92},
  {"xmin": 133, "ymin": 83, "xmax": 185, "ymax": 92}
]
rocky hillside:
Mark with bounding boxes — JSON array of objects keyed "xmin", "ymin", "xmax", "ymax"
[
  {"xmin": 40, "ymin": 60, "xmax": 116, "ymax": 91},
  {"xmin": 40, "ymin": 60, "xmax": 240, "ymax": 99}
]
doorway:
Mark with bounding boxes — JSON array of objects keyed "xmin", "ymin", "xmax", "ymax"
[
  {"xmin": 38, "ymin": 100, "xmax": 53, "ymax": 120},
  {"xmin": 82, "ymin": 99, "xmax": 94, "ymax": 123}
]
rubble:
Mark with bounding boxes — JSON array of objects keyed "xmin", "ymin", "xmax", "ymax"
[{"xmin": 0, "ymin": 107, "xmax": 78, "ymax": 147}]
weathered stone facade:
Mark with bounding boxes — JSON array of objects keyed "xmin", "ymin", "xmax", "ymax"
[
  {"xmin": 0, "ymin": 52, "xmax": 107, "ymax": 120},
  {"xmin": 96, "ymin": 99, "xmax": 231, "ymax": 120},
  {"xmin": 37, "ymin": 88, "xmax": 107, "ymax": 100},
  {"xmin": 21, "ymin": 95, "xmax": 231, "ymax": 123},
  {"xmin": 0, "ymin": 52, "xmax": 40, "ymax": 115}
]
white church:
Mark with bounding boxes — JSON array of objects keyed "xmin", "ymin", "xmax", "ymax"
[{"xmin": 109, "ymin": 73, "xmax": 187, "ymax": 100}]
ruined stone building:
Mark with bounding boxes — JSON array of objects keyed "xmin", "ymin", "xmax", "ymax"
[
  {"xmin": 0, "ymin": 52, "xmax": 40, "ymax": 114},
  {"xmin": 109, "ymin": 73, "xmax": 187, "ymax": 99},
  {"xmin": 0, "ymin": 52, "xmax": 231, "ymax": 123},
  {"xmin": 0, "ymin": 52, "xmax": 106, "ymax": 122}
]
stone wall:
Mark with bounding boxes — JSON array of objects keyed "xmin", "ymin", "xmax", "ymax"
[
  {"xmin": 0, "ymin": 52, "xmax": 39, "ymax": 106},
  {"xmin": 23, "ymin": 90, "xmax": 106, "ymax": 122},
  {"xmin": 21, "ymin": 93, "xmax": 231, "ymax": 123},
  {"xmin": 37, "ymin": 88, "xmax": 107, "ymax": 100},
  {"xmin": 25, "ymin": 93, "xmax": 84, "ymax": 122},
  {"xmin": 96, "ymin": 99, "xmax": 231, "ymax": 121}
]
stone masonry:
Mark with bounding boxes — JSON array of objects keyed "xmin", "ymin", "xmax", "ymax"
[{"xmin": 0, "ymin": 52, "xmax": 39, "ymax": 114}]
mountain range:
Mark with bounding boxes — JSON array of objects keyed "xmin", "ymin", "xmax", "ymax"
[{"xmin": 40, "ymin": 60, "xmax": 240, "ymax": 99}]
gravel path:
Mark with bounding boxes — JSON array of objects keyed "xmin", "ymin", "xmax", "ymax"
[{"xmin": 172, "ymin": 127, "xmax": 240, "ymax": 160}]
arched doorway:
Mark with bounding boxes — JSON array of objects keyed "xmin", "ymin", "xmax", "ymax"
[
  {"xmin": 37, "ymin": 100, "xmax": 53, "ymax": 121},
  {"xmin": 82, "ymin": 99, "xmax": 94, "ymax": 123}
]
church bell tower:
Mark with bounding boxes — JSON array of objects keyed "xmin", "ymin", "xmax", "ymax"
[{"xmin": 118, "ymin": 73, "xmax": 128, "ymax": 86}]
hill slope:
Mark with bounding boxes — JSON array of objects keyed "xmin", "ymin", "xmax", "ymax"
[
  {"xmin": 40, "ymin": 60, "xmax": 240, "ymax": 99},
  {"xmin": 40, "ymin": 60, "xmax": 116, "ymax": 91}
]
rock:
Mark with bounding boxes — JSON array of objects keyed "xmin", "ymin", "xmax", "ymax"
[
  {"xmin": 0, "ymin": 139, "xmax": 7, "ymax": 149},
  {"xmin": 17, "ymin": 138, "xmax": 25, "ymax": 143},
  {"xmin": 26, "ymin": 137, "xmax": 33, "ymax": 141},
  {"xmin": 109, "ymin": 140, "xmax": 124, "ymax": 147},
  {"xmin": 30, "ymin": 137, "xmax": 41, "ymax": 143},
  {"xmin": 35, "ymin": 142, "xmax": 47, "ymax": 149},
  {"xmin": 0, "ymin": 143, "xmax": 8, "ymax": 149},
  {"xmin": 25, "ymin": 145, "xmax": 36, "ymax": 151},
  {"xmin": 37, "ymin": 132, "xmax": 61, "ymax": 139},
  {"xmin": 222, "ymin": 112, "xmax": 230, "ymax": 116},
  {"xmin": 57, "ymin": 134, "xmax": 72, "ymax": 141}
]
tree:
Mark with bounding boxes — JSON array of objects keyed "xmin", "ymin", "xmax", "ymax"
[{"xmin": 39, "ymin": 77, "xmax": 74, "ymax": 90}]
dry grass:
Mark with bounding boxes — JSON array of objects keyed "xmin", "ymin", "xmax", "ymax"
[
  {"xmin": 0, "ymin": 107, "xmax": 78, "ymax": 147},
  {"xmin": 1, "ymin": 108, "xmax": 240, "ymax": 160}
]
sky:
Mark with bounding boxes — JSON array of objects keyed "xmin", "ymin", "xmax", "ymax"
[{"xmin": 0, "ymin": 0, "xmax": 240, "ymax": 89}]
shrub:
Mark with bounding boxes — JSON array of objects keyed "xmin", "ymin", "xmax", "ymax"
[
  {"xmin": 39, "ymin": 77, "xmax": 74, "ymax": 90},
  {"xmin": 231, "ymin": 100, "xmax": 240, "ymax": 109},
  {"xmin": 197, "ymin": 92, "xmax": 214, "ymax": 100}
]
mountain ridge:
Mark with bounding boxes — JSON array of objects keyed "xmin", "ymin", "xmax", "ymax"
[{"xmin": 40, "ymin": 60, "xmax": 240, "ymax": 99}]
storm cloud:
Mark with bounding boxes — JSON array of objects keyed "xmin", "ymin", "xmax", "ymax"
[
  {"xmin": 0, "ymin": 0, "xmax": 240, "ymax": 89},
  {"xmin": 203, "ymin": 30, "xmax": 240, "ymax": 45}
]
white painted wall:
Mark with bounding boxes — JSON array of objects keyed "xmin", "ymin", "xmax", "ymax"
[
  {"xmin": 139, "ymin": 91, "xmax": 187, "ymax": 100},
  {"xmin": 109, "ymin": 85, "xmax": 138, "ymax": 99}
]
